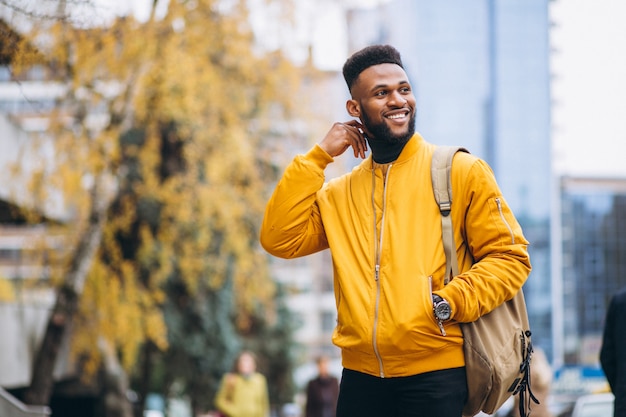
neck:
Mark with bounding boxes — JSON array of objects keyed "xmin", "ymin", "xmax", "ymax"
[{"xmin": 367, "ymin": 137, "xmax": 408, "ymax": 164}]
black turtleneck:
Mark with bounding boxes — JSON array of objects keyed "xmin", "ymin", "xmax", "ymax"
[{"xmin": 367, "ymin": 137, "xmax": 409, "ymax": 164}]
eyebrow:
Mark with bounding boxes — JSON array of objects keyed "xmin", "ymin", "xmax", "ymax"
[{"xmin": 368, "ymin": 80, "xmax": 410, "ymax": 93}]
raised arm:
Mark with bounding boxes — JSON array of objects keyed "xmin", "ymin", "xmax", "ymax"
[{"xmin": 260, "ymin": 122, "xmax": 366, "ymax": 259}]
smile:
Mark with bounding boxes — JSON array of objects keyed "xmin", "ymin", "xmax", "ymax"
[{"xmin": 385, "ymin": 110, "xmax": 410, "ymax": 120}]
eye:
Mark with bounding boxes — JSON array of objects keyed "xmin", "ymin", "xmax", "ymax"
[
  {"xmin": 375, "ymin": 90, "xmax": 387, "ymax": 97},
  {"xmin": 400, "ymin": 86, "xmax": 411, "ymax": 94}
]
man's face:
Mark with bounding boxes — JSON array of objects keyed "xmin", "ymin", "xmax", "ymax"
[
  {"xmin": 348, "ymin": 63, "xmax": 416, "ymax": 143},
  {"xmin": 318, "ymin": 357, "xmax": 329, "ymax": 376}
]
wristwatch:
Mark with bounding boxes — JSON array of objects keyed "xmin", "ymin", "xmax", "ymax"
[
  {"xmin": 432, "ymin": 294, "xmax": 451, "ymax": 321},
  {"xmin": 432, "ymin": 294, "xmax": 451, "ymax": 336}
]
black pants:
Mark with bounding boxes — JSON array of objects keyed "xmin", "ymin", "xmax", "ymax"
[{"xmin": 336, "ymin": 367, "xmax": 467, "ymax": 417}]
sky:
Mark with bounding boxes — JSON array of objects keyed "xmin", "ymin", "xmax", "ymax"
[
  {"xmin": 550, "ymin": 0, "xmax": 626, "ymax": 177},
  {"xmin": 90, "ymin": 0, "xmax": 626, "ymax": 178},
  {"xmin": 88, "ymin": 0, "xmax": 382, "ymax": 69}
]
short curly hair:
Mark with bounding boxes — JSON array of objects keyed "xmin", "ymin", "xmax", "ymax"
[{"xmin": 342, "ymin": 45, "xmax": 404, "ymax": 92}]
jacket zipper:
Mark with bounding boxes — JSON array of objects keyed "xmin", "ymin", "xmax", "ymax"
[
  {"xmin": 372, "ymin": 164, "xmax": 391, "ymax": 378},
  {"xmin": 495, "ymin": 198, "xmax": 515, "ymax": 244}
]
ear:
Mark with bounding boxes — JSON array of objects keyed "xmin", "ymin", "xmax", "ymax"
[{"xmin": 346, "ymin": 99, "xmax": 360, "ymax": 117}]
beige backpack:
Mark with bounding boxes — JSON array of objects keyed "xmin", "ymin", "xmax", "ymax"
[{"xmin": 431, "ymin": 146, "xmax": 537, "ymax": 417}]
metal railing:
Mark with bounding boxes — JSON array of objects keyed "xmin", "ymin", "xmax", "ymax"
[{"xmin": 0, "ymin": 387, "xmax": 51, "ymax": 417}]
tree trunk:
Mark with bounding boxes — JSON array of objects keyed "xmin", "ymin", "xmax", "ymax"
[
  {"xmin": 23, "ymin": 182, "xmax": 109, "ymax": 406},
  {"xmin": 22, "ymin": 283, "xmax": 79, "ymax": 405},
  {"xmin": 136, "ymin": 342, "xmax": 156, "ymax": 417},
  {"xmin": 100, "ymin": 339, "xmax": 135, "ymax": 417}
]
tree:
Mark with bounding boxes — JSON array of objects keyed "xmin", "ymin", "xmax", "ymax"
[{"xmin": 5, "ymin": 0, "xmax": 305, "ymax": 414}]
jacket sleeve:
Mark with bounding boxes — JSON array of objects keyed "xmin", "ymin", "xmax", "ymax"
[
  {"xmin": 260, "ymin": 145, "xmax": 334, "ymax": 259},
  {"xmin": 214, "ymin": 374, "xmax": 236, "ymax": 416},
  {"xmin": 304, "ymin": 380, "xmax": 314, "ymax": 417},
  {"xmin": 441, "ymin": 156, "xmax": 532, "ymax": 322}
]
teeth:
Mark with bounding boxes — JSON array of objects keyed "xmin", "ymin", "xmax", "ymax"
[{"xmin": 387, "ymin": 114, "xmax": 405, "ymax": 119}]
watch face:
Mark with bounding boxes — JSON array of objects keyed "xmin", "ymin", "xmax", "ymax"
[{"xmin": 435, "ymin": 303, "xmax": 451, "ymax": 321}]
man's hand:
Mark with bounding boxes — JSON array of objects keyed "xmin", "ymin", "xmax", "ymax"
[{"xmin": 319, "ymin": 120, "xmax": 368, "ymax": 159}]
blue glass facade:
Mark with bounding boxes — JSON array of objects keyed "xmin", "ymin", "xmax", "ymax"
[
  {"xmin": 347, "ymin": 0, "xmax": 553, "ymax": 358},
  {"xmin": 560, "ymin": 178, "xmax": 626, "ymax": 365}
]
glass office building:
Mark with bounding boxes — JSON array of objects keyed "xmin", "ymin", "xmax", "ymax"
[
  {"xmin": 558, "ymin": 177, "xmax": 626, "ymax": 366},
  {"xmin": 346, "ymin": 0, "xmax": 553, "ymax": 358}
]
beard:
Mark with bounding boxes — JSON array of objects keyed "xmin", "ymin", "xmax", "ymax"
[{"xmin": 360, "ymin": 107, "xmax": 416, "ymax": 145}]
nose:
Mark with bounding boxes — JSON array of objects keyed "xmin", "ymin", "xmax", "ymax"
[{"xmin": 388, "ymin": 90, "xmax": 407, "ymax": 107}]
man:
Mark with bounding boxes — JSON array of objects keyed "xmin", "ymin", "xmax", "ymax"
[
  {"xmin": 305, "ymin": 356, "xmax": 339, "ymax": 417},
  {"xmin": 260, "ymin": 45, "xmax": 531, "ymax": 417},
  {"xmin": 600, "ymin": 287, "xmax": 626, "ymax": 417}
]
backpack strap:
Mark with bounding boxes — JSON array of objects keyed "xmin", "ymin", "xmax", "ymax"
[{"xmin": 431, "ymin": 146, "xmax": 469, "ymax": 284}]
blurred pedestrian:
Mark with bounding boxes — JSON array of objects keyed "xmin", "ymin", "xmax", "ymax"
[
  {"xmin": 600, "ymin": 287, "xmax": 626, "ymax": 417},
  {"xmin": 305, "ymin": 356, "xmax": 339, "ymax": 417},
  {"xmin": 260, "ymin": 44, "xmax": 531, "ymax": 417},
  {"xmin": 214, "ymin": 350, "xmax": 270, "ymax": 417}
]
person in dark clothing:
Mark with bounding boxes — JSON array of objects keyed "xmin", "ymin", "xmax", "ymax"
[
  {"xmin": 600, "ymin": 287, "xmax": 626, "ymax": 417},
  {"xmin": 305, "ymin": 356, "xmax": 339, "ymax": 417}
]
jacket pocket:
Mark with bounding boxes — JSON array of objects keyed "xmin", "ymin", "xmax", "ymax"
[
  {"xmin": 379, "ymin": 275, "xmax": 451, "ymax": 356},
  {"xmin": 488, "ymin": 196, "xmax": 520, "ymax": 245}
]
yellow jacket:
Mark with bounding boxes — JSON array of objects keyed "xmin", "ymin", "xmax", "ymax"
[
  {"xmin": 214, "ymin": 372, "xmax": 269, "ymax": 417},
  {"xmin": 260, "ymin": 133, "xmax": 531, "ymax": 378}
]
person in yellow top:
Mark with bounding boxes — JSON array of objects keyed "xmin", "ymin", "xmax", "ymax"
[
  {"xmin": 260, "ymin": 44, "xmax": 531, "ymax": 417},
  {"xmin": 214, "ymin": 351, "xmax": 269, "ymax": 417}
]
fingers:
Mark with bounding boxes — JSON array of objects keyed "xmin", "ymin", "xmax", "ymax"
[
  {"xmin": 320, "ymin": 121, "xmax": 368, "ymax": 159},
  {"xmin": 340, "ymin": 120, "xmax": 368, "ymax": 159}
]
